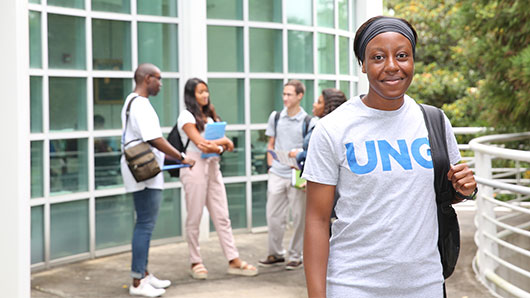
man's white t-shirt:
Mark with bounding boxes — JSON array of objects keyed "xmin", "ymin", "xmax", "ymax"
[
  {"xmin": 120, "ymin": 93, "xmax": 165, "ymax": 192},
  {"xmin": 302, "ymin": 95, "xmax": 461, "ymax": 298},
  {"xmin": 177, "ymin": 110, "xmax": 213, "ymax": 153}
]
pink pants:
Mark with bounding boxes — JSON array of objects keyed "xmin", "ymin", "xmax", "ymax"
[{"xmin": 179, "ymin": 151, "xmax": 239, "ymax": 264}]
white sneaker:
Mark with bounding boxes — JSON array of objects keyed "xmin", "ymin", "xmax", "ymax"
[
  {"xmin": 129, "ymin": 277, "xmax": 166, "ymax": 297},
  {"xmin": 146, "ymin": 273, "xmax": 171, "ymax": 289}
]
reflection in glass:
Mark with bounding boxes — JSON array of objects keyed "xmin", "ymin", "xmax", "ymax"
[
  {"xmin": 153, "ymin": 188, "xmax": 182, "ymax": 239},
  {"xmin": 220, "ymin": 130, "xmax": 245, "ymax": 177},
  {"xmin": 138, "ymin": 0, "xmax": 178, "ymax": 17},
  {"xmin": 49, "ymin": 138, "xmax": 88, "ymax": 195},
  {"xmin": 211, "ymin": 183, "xmax": 246, "ymax": 231},
  {"xmin": 250, "ymin": 79, "xmax": 283, "ymax": 124},
  {"xmin": 317, "ymin": 0, "xmax": 334, "ymax": 28},
  {"xmin": 48, "ymin": 14, "xmax": 85, "ymax": 69},
  {"xmin": 31, "ymin": 206, "xmax": 44, "ymax": 264},
  {"xmin": 251, "ymin": 130, "xmax": 268, "ymax": 175},
  {"xmin": 93, "ymin": 78, "xmax": 131, "ymax": 130},
  {"xmin": 206, "ymin": 0, "xmax": 242, "ymax": 20},
  {"xmin": 49, "ymin": 77, "xmax": 87, "ymax": 131},
  {"xmin": 339, "ymin": 36, "xmax": 350, "ymax": 75},
  {"xmin": 318, "ymin": 80, "xmax": 335, "ymax": 94},
  {"xmin": 209, "ymin": 78, "xmax": 244, "ymax": 124},
  {"xmin": 286, "ymin": 0, "xmax": 312, "ymax": 26},
  {"xmin": 29, "ymin": 11, "xmax": 41, "ymax": 68},
  {"xmin": 250, "ymin": 28, "xmax": 282, "ymax": 73},
  {"xmin": 207, "ymin": 26, "xmax": 243, "ymax": 72},
  {"xmin": 150, "ymin": 78, "xmax": 179, "ymax": 127},
  {"xmin": 48, "ymin": 0, "xmax": 84, "ymax": 9},
  {"xmin": 92, "ymin": 19, "xmax": 131, "ymax": 71},
  {"xmin": 138, "ymin": 22, "xmax": 178, "ymax": 72},
  {"xmin": 318, "ymin": 33, "xmax": 335, "ymax": 74},
  {"xmin": 288, "ymin": 31, "xmax": 313, "ymax": 73},
  {"xmin": 92, "ymin": 0, "xmax": 130, "ymax": 13},
  {"xmin": 338, "ymin": 0, "xmax": 349, "ymax": 30},
  {"xmin": 96, "ymin": 194, "xmax": 133, "ymax": 250},
  {"xmin": 249, "ymin": 0, "xmax": 281, "ymax": 22},
  {"xmin": 50, "ymin": 200, "xmax": 89, "ymax": 259},
  {"xmin": 30, "ymin": 76, "xmax": 43, "ymax": 133},
  {"xmin": 252, "ymin": 181, "xmax": 267, "ymax": 227},
  {"xmin": 31, "ymin": 141, "xmax": 44, "ymax": 198},
  {"xmin": 94, "ymin": 136, "xmax": 122, "ymax": 189},
  {"xmin": 340, "ymin": 81, "xmax": 350, "ymax": 99}
]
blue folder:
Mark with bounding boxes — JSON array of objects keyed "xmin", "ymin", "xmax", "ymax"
[
  {"xmin": 161, "ymin": 164, "xmax": 191, "ymax": 171},
  {"xmin": 201, "ymin": 122, "xmax": 227, "ymax": 159}
]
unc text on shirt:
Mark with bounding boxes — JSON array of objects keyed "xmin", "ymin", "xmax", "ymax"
[{"xmin": 345, "ymin": 137, "xmax": 433, "ymax": 174}]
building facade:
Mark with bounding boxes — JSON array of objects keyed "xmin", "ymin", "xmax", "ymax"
[{"xmin": 22, "ymin": 0, "xmax": 382, "ymax": 272}]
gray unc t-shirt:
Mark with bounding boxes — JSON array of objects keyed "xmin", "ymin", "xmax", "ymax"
[{"xmin": 303, "ymin": 95, "xmax": 461, "ymax": 298}]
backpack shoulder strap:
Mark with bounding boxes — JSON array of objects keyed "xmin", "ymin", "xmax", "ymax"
[
  {"xmin": 302, "ymin": 115, "xmax": 313, "ymax": 138},
  {"xmin": 273, "ymin": 110, "xmax": 280, "ymax": 137}
]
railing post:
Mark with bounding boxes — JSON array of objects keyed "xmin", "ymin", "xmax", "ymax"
[{"xmin": 474, "ymin": 151, "xmax": 499, "ymax": 284}]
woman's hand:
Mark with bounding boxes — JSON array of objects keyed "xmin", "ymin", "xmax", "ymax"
[
  {"xmin": 289, "ymin": 148, "xmax": 302, "ymax": 158},
  {"xmin": 197, "ymin": 140, "xmax": 221, "ymax": 154},
  {"xmin": 219, "ymin": 136, "xmax": 234, "ymax": 152}
]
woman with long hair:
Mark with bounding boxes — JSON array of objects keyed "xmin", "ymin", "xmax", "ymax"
[{"xmin": 177, "ymin": 78, "xmax": 258, "ymax": 280}]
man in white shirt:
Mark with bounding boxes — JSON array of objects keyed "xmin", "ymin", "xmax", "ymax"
[{"xmin": 121, "ymin": 63, "xmax": 194, "ymax": 297}]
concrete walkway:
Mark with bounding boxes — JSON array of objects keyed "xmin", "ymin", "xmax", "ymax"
[{"xmin": 31, "ymin": 209, "xmax": 495, "ymax": 298}]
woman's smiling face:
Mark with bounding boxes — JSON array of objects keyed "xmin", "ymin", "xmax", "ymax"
[
  {"xmin": 194, "ymin": 83, "xmax": 210, "ymax": 107},
  {"xmin": 362, "ymin": 32, "xmax": 414, "ymax": 104}
]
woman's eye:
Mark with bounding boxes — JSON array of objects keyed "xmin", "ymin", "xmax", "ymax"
[
  {"xmin": 397, "ymin": 53, "xmax": 408, "ymax": 59},
  {"xmin": 373, "ymin": 55, "xmax": 383, "ymax": 60}
]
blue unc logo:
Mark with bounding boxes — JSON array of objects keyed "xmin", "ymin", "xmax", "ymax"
[{"xmin": 345, "ymin": 138, "xmax": 433, "ymax": 174}]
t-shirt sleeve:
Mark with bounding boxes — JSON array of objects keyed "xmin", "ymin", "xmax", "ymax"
[
  {"xmin": 443, "ymin": 112, "xmax": 461, "ymax": 165},
  {"xmin": 265, "ymin": 111, "xmax": 277, "ymax": 137},
  {"xmin": 301, "ymin": 122, "xmax": 339, "ymax": 185},
  {"xmin": 131, "ymin": 98, "xmax": 162, "ymax": 142},
  {"xmin": 177, "ymin": 110, "xmax": 196, "ymax": 130}
]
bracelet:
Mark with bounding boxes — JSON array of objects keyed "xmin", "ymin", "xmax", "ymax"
[
  {"xmin": 218, "ymin": 145, "xmax": 224, "ymax": 154},
  {"xmin": 456, "ymin": 187, "xmax": 478, "ymax": 201},
  {"xmin": 179, "ymin": 152, "xmax": 186, "ymax": 161}
]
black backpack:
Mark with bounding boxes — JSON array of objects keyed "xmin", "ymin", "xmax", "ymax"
[
  {"xmin": 165, "ymin": 124, "xmax": 190, "ymax": 177},
  {"xmin": 273, "ymin": 111, "xmax": 313, "ymax": 139},
  {"xmin": 419, "ymin": 103, "xmax": 460, "ymax": 280}
]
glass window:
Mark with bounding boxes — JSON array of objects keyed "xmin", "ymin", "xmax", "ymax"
[
  {"xmin": 339, "ymin": 36, "xmax": 349, "ymax": 75},
  {"xmin": 249, "ymin": 0, "xmax": 281, "ymax": 23},
  {"xmin": 250, "ymin": 79, "xmax": 283, "ymax": 124},
  {"xmin": 206, "ymin": 0, "xmax": 242, "ymax": 20},
  {"xmin": 340, "ymin": 81, "xmax": 350, "ymax": 98},
  {"xmin": 318, "ymin": 33, "xmax": 335, "ymax": 74},
  {"xmin": 138, "ymin": 22, "xmax": 178, "ymax": 72},
  {"xmin": 50, "ymin": 200, "xmax": 89, "ymax": 259},
  {"xmin": 93, "ymin": 78, "xmax": 131, "ymax": 130},
  {"xmin": 50, "ymin": 138, "xmax": 88, "ymax": 195},
  {"xmin": 207, "ymin": 26, "xmax": 243, "ymax": 72},
  {"xmin": 29, "ymin": 11, "xmax": 41, "ymax": 68},
  {"xmin": 92, "ymin": 19, "xmax": 131, "ymax": 71},
  {"xmin": 94, "ymin": 136, "xmax": 122, "ymax": 189},
  {"xmin": 31, "ymin": 141, "xmax": 44, "ymax": 198},
  {"xmin": 211, "ymin": 183, "xmax": 246, "ymax": 231},
  {"xmin": 251, "ymin": 181, "xmax": 267, "ymax": 227},
  {"xmin": 295, "ymin": 79, "xmax": 315, "ymax": 115},
  {"xmin": 30, "ymin": 76, "xmax": 43, "ymax": 133},
  {"xmin": 153, "ymin": 188, "xmax": 182, "ymax": 239},
  {"xmin": 220, "ymin": 130, "xmax": 245, "ymax": 177},
  {"xmin": 92, "ymin": 0, "xmax": 130, "ymax": 13},
  {"xmin": 49, "ymin": 77, "xmax": 87, "ymax": 131},
  {"xmin": 338, "ymin": 0, "xmax": 349, "ymax": 30},
  {"xmin": 150, "ymin": 78, "xmax": 179, "ymax": 127},
  {"xmin": 288, "ymin": 30, "xmax": 313, "ymax": 73},
  {"xmin": 31, "ymin": 206, "xmax": 44, "ymax": 264},
  {"xmin": 95, "ymin": 194, "xmax": 133, "ymax": 250},
  {"xmin": 138, "ymin": 0, "xmax": 178, "ymax": 17},
  {"xmin": 317, "ymin": 0, "xmax": 334, "ymax": 28},
  {"xmin": 48, "ymin": 14, "xmax": 85, "ymax": 70},
  {"xmin": 318, "ymin": 80, "xmax": 335, "ymax": 94},
  {"xmin": 29, "ymin": 0, "xmax": 41, "ymax": 3},
  {"xmin": 352, "ymin": 82, "xmax": 358, "ymax": 96},
  {"xmin": 250, "ymin": 28, "xmax": 282, "ymax": 73},
  {"xmin": 286, "ymin": 0, "xmax": 312, "ymax": 26},
  {"xmin": 250, "ymin": 130, "xmax": 268, "ymax": 175},
  {"xmin": 48, "ymin": 0, "xmax": 84, "ymax": 9},
  {"xmin": 208, "ymin": 78, "xmax": 244, "ymax": 125}
]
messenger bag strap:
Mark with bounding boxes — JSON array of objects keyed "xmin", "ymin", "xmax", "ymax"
[{"xmin": 121, "ymin": 95, "xmax": 139, "ymax": 151}]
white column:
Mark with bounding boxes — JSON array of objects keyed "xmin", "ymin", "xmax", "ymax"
[
  {"xmin": 0, "ymin": 0, "xmax": 30, "ymax": 297},
  {"xmin": 355, "ymin": 0, "xmax": 383, "ymax": 95},
  {"xmin": 180, "ymin": 0, "xmax": 210, "ymax": 241}
]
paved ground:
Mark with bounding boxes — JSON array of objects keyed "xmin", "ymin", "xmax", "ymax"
[{"xmin": 31, "ymin": 208, "xmax": 496, "ymax": 298}]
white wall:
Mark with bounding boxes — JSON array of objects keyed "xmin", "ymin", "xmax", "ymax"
[{"xmin": 0, "ymin": 0, "xmax": 31, "ymax": 297}]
